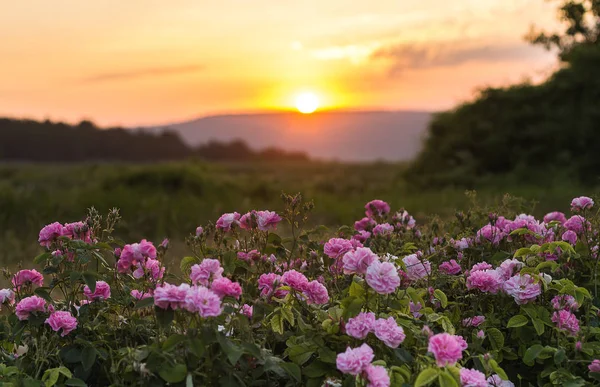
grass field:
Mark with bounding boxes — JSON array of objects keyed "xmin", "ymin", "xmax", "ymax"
[{"xmin": 0, "ymin": 161, "xmax": 596, "ymax": 266}]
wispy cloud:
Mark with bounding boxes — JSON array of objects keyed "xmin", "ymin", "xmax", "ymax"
[
  {"xmin": 82, "ymin": 64, "xmax": 205, "ymax": 83},
  {"xmin": 311, "ymin": 43, "xmax": 382, "ymax": 64},
  {"xmin": 372, "ymin": 41, "xmax": 544, "ymax": 75}
]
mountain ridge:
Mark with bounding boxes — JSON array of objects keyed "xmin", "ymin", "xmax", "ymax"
[{"xmin": 143, "ymin": 110, "xmax": 433, "ymax": 162}]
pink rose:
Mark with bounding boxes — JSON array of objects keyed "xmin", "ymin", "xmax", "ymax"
[
  {"xmin": 190, "ymin": 259, "xmax": 223, "ymax": 286},
  {"xmin": 211, "ymin": 277, "xmax": 242, "ymax": 299},
  {"xmin": 38, "ymin": 222, "xmax": 64, "ymax": 247},
  {"xmin": 373, "ymin": 317, "xmax": 406, "ymax": 348},
  {"xmin": 324, "ymin": 238, "xmax": 354, "ymax": 259},
  {"xmin": 571, "ymin": 196, "xmax": 594, "ymax": 212},
  {"xmin": 427, "ymin": 333, "xmax": 466, "ymax": 367},
  {"xmin": 281, "ymin": 270, "xmax": 309, "ymax": 292},
  {"xmin": 336, "ymin": 343, "xmax": 374, "ymax": 375},
  {"xmin": 364, "ymin": 364, "xmax": 390, "ymax": 387},
  {"xmin": 366, "ymin": 261, "xmax": 400, "ymax": 294},
  {"xmin": 303, "ymin": 280, "xmax": 329, "ymax": 304},
  {"xmin": 83, "ymin": 281, "xmax": 111, "ymax": 301},
  {"xmin": 365, "ymin": 200, "xmax": 390, "ymax": 218},
  {"xmin": 216, "ymin": 212, "xmax": 241, "ymax": 232},
  {"xmin": 402, "ymin": 253, "xmax": 431, "ymax": 281},
  {"xmin": 346, "ymin": 312, "xmax": 376, "ymax": 339},
  {"xmin": 589, "ymin": 359, "xmax": 600, "ymax": 373},
  {"xmin": 503, "ymin": 274, "xmax": 541, "ymax": 305},
  {"xmin": 466, "ymin": 270, "xmax": 503, "ymax": 294},
  {"xmin": 15, "ymin": 296, "xmax": 47, "ymax": 320},
  {"xmin": 439, "ymin": 260, "xmax": 461, "ymax": 275},
  {"xmin": 184, "ymin": 286, "xmax": 222, "ymax": 317},
  {"xmin": 256, "ymin": 210, "xmax": 282, "ymax": 231},
  {"xmin": 12, "ymin": 269, "xmax": 44, "ymax": 290},
  {"xmin": 343, "ymin": 247, "xmax": 379, "ymax": 275},
  {"xmin": 459, "ymin": 368, "xmax": 487, "ymax": 387},
  {"xmin": 552, "ymin": 310, "xmax": 580, "ymax": 336},
  {"xmin": 45, "ymin": 311, "xmax": 77, "ymax": 337},
  {"xmin": 154, "ymin": 283, "xmax": 190, "ymax": 310}
]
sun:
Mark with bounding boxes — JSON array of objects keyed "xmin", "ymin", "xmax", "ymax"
[{"xmin": 295, "ymin": 92, "xmax": 319, "ymax": 114}]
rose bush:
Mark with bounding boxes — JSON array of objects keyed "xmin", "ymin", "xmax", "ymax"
[{"xmin": 1, "ymin": 193, "xmax": 600, "ymax": 386}]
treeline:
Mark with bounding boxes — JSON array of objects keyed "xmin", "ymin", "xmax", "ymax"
[
  {"xmin": 405, "ymin": 0, "xmax": 600, "ymax": 187},
  {"xmin": 0, "ymin": 118, "xmax": 308, "ymax": 162}
]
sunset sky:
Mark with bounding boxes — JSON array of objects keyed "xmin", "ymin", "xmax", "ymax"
[{"xmin": 0, "ymin": 0, "xmax": 560, "ymax": 126}]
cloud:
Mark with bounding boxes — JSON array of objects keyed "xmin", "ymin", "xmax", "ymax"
[
  {"xmin": 82, "ymin": 64, "xmax": 205, "ymax": 83},
  {"xmin": 371, "ymin": 41, "xmax": 544, "ymax": 75},
  {"xmin": 311, "ymin": 43, "xmax": 382, "ymax": 64}
]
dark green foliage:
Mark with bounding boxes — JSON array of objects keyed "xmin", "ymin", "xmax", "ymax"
[
  {"xmin": 406, "ymin": 0, "xmax": 600, "ymax": 187},
  {"xmin": 0, "ymin": 118, "xmax": 308, "ymax": 162}
]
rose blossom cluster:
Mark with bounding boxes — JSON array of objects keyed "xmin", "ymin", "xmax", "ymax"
[
  {"xmin": 216, "ymin": 210, "xmax": 282, "ymax": 232},
  {"xmin": 12, "ymin": 269, "xmax": 44, "ymax": 291},
  {"xmin": 336, "ymin": 344, "xmax": 390, "ymax": 387},
  {"xmin": 38, "ymin": 220, "xmax": 94, "ymax": 248},
  {"xmin": 45, "ymin": 311, "xmax": 78, "ymax": 337},
  {"xmin": 257, "ymin": 270, "xmax": 328, "ymax": 304},
  {"xmin": 345, "ymin": 313, "xmax": 406, "ymax": 348},
  {"xmin": 552, "ymin": 309, "xmax": 580, "ymax": 336},
  {"xmin": 239, "ymin": 210, "xmax": 282, "ymax": 231},
  {"xmin": 463, "ymin": 259, "xmax": 542, "ymax": 305},
  {"xmin": 0, "ymin": 289, "xmax": 15, "ymax": 309},
  {"xmin": 340, "ymin": 247, "xmax": 402, "ymax": 294},
  {"xmin": 427, "ymin": 333, "xmax": 468, "ymax": 366},
  {"xmin": 154, "ymin": 283, "xmax": 222, "ymax": 317},
  {"xmin": 83, "ymin": 281, "xmax": 111, "ymax": 301},
  {"xmin": 116, "ymin": 239, "xmax": 158, "ymax": 275}
]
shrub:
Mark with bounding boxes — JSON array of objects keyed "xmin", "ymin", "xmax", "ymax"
[{"xmin": 1, "ymin": 194, "xmax": 600, "ymax": 386}]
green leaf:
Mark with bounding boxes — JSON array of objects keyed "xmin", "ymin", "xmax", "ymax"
[
  {"xmin": 65, "ymin": 378, "xmax": 87, "ymax": 387},
  {"xmin": 433, "ymin": 290, "xmax": 448, "ymax": 308},
  {"xmin": 394, "ymin": 348, "xmax": 414, "ymax": 364},
  {"xmin": 342, "ymin": 296, "xmax": 365, "ymax": 319},
  {"xmin": 180, "ymin": 256, "xmax": 199, "ymax": 274},
  {"xmin": 507, "ymin": 315, "xmax": 528, "ymax": 328},
  {"xmin": 163, "ymin": 334, "xmax": 187, "ymax": 351},
  {"xmin": 489, "ymin": 359, "xmax": 508, "ymax": 380},
  {"xmin": 554, "ymin": 348, "xmax": 566, "ymax": 365},
  {"xmin": 188, "ymin": 337, "xmax": 205, "ymax": 358},
  {"xmin": 159, "ymin": 364, "xmax": 188, "ymax": 383},
  {"xmin": 438, "ymin": 372, "xmax": 459, "ymax": 387},
  {"xmin": 134, "ymin": 297, "xmax": 154, "ymax": 309},
  {"xmin": 271, "ymin": 314, "xmax": 284, "ymax": 335},
  {"xmin": 155, "ymin": 306, "xmax": 175, "ymax": 328},
  {"xmin": 532, "ymin": 318, "xmax": 545, "ymax": 335},
  {"xmin": 81, "ymin": 347, "xmax": 96, "ymax": 371},
  {"xmin": 287, "ymin": 345, "xmax": 314, "ymax": 365},
  {"xmin": 415, "ymin": 368, "xmax": 439, "ymax": 387},
  {"xmin": 317, "ymin": 347, "xmax": 337, "ymax": 364},
  {"xmin": 281, "ymin": 307, "xmax": 295, "ymax": 327},
  {"xmin": 267, "ymin": 233, "xmax": 282, "ymax": 246},
  {"xmin": 43, "ymin": 369, "xmax": 60, "ymax": 387},
  {"xmin": 487, "ymin": 328, "xmax": 504, "ymax": 350},
  {"xmin": 303, "ymin": 360, "xmax": 329, "ymax": 378},
  {"xmin": 440, "ymin": 317, "xmax": 455, "ymax": 334},
  {"xmin": 349, "ymin": 281, "xmax": 366, "ymax": 298},
  {"xmin": 57, "ymin": 367, "xmax": 72, "ymax": 379},
  {"xmin": 218, "ymin": 335, "xmax": 244, "ymax": 365},
  {"xmin": 280, "ymin": 362, "xmax": 301, "ymax": 382},
  {"xmin": 34, "ymin": 287, "xmax": 53, "ymax": 302},
  {"xmin": 523, "ymin": 344, "xmax": 544, "ymax": 366},
  {"xmin": 82, "ymin": 272, "xmax": 97, "ymax": 294},
  {"xmin": 34, "ymin": 252, "xmax": 52, "ymax": 264}
]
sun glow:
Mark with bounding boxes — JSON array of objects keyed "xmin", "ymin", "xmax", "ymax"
[{"xmin": 295, "ymin": 92, "xmax": 320, "ymax": 114}]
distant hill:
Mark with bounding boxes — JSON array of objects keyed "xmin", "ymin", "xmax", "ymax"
[{"xmin": 144, "ymin": 111, "xmax": 432, "ymax": 162}]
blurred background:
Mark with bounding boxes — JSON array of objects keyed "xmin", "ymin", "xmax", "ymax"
[{"xmin": 1, "ymin": 0, "xmax": 599, "ymax": 265}]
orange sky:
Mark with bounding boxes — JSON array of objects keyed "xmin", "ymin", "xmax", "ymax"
[{"xmin": 0, "ymin": 0, "xmax": 560, "ymax": 126}]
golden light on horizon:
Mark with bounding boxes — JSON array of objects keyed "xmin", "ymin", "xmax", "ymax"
[{"xmin": 295, "ymin": 92, "xmax": 320, "ymax": 114}]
